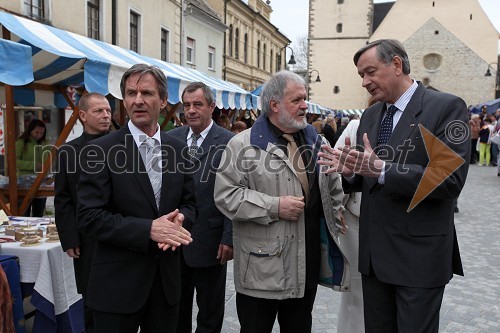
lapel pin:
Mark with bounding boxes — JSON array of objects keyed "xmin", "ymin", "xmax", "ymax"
[{"xmin": 410, "ymin": 123, "xmax": 415, "ymax": 127}]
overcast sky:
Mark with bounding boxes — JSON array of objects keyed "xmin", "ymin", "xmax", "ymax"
[{"xmin": 270, "ymin": 0, "xmax": 500, "ymax": 49}]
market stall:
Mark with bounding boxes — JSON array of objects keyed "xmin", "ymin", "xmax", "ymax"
[{"xmin": 0, "ymin": 10, "xmax": 257, "ymax": 215}]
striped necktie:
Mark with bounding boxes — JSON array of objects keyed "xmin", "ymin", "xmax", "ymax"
[{"xmin": 143, "ymin": 137, "xmax": 161, "ymax": 208}]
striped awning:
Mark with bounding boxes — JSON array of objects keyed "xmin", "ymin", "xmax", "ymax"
[
  {"xmin": 306, "ymin": 101, "xmax": 331, "ymax": 115},
  {"xmin": 336, "ymin": 109, "xmax": 364, "ymax": 116},
  {"xmin": 251, "ymin": 86, "xmax": 331, "ymax": 115},
  {"xmin": 0, "ymin": 11, "xmax": 254, "ymax": 110}
]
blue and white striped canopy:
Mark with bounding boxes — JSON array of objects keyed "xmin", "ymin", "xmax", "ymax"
[
  {"xmin": 0, "ymin": 11, "xmax": 254, "ymax": 110},
  {"xmin": 306, "ymin": 101, "xmax": 331, "ymax": 115},
  {"xmin": 251, "ymin": 85, "xmax": 331, "ymax": 115},
  {"xmin": 336, "ymin": 109, "xmax": 365, "ymax": 116}
]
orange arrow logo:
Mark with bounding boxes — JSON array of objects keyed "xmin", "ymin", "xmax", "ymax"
[{"xmin": 408, "ymin": 124, "xmax": 465, "ymax": 212}]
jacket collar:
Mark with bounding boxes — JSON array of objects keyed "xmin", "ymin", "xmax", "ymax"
[{"xmin": 250, "ymin": 114, "xmax": 319, "ymax": 150}]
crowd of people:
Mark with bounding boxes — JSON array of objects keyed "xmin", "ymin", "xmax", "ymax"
[
  {"xmin": 7, "ymin": 38, "xmax": 476, "ymax": 333},
  {"xmin": 469, "ymin": 109, "xmax": 500, "ymax": 176}
]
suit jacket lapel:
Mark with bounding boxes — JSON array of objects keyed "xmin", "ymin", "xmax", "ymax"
[
  {"xmin": 197, "ymin": 124, "xmax": 221, "ymax": 161},
  {"xmin": 121, "ymin": 128, "xmax": 159, "ymax": 214},
  {"xmin": 361, "ymin": 103, "xmax": 385, "ymax": 190},
  {"xmin": 159, "ymin": 132, "xmax": 174, "ymax": 215},
  {"xmin": 366, "ymin": 103, "xmax": 385, "ymax": 150}
]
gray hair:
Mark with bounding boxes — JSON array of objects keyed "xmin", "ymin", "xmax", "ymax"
[
  {"xmin": 120, "ymin": 64, "xmax": 168, "ymax": 100},
  {"xmin": 341, "ymin": 117, "xmax": 350, "ymax": 126},
  {"xmin": 353, "ymin": 39, "xmax": 411, "ymax": 75},
  {"xmin": 261, "ymin": 70, "xmax": 306, "ymax": 115},
  {"xmin": 182, "ymin": 81, "xmax": 214, "ymax": 106}
]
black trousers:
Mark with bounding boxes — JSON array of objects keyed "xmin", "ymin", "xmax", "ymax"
[
  {"xmin": 235, "ymin": 286, "xmax": 317, "ymax": 333},
  {"xmin": 82, "ymin": 295, "xmax": 93, "ymax": 333},
  {"xmin": 176, "ymin": 259, "xmax": 227, "ymax": 333},
  {"xmin": 92, "ymin": 270, "xmax": 179, "ymax": 333},
  {"xmin": 362, "ymin": 272, "xmax": 445, "ymax": 333}
]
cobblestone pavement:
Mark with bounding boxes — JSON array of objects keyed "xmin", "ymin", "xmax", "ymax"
[
  {"xmin": 202, "ymin": 164, "xmax": 500, "ymax": 332},
  {"xmin": 45, "ymin": 164, "xmax": 500, "ymax": 332}
]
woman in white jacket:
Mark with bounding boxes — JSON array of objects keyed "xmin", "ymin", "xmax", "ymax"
[{"xmin": 333, "ymin": 118, "xmax": 365, "ymax": 333}]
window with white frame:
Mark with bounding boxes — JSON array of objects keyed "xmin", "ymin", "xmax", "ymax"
[
  {"xmin": 263, "ymin": 44, "xmax": 267, "ymax": 71},
  {"xmin": 87, "ymin": 0, "xmax": 100, "ymax": 40},
  {"xmin": 187, "ymin": 38, "xmax": 195, "ymax": 64},
  {"xmin": 234, "ymin": 28, "xmax": 239, "ymax": 59},
  {"xmin": 208, "ymin": 46, "xmax": 215, "ymax": 70},
  {"xmin": 228, "ymin": 25, "xmax": 233, "ymax": 57},
  {"xmin": 130, "ymin": 11, "xmax": 140, "ymax": 53},
  {"xmin": 161, "ymin": 28, "xmax": 169, "ymax": 62},
  {"xmin": 24, "ymin": 0, "xmax": 46, "ymax": 22}
]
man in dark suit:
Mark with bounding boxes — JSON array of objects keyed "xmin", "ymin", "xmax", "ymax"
[
  {"xmin": 54, "ymin": 92, "xmax": 111, "ymax": 331},
  {"xmin": 319, "ymin": 39, "xmax": 469, "ymax": 333},
  {"xmin": 77, "ymin": 64, "xmax": 196, "ymax": 333},
  {"xmin": 170, "ymin": 82, "xmax": 233, "ymax": 333}
]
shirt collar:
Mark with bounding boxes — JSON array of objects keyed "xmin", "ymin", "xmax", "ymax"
[
  {"xmin": 127, "ymin": 120, "xmax": 161, "ymax": 146},
  {"xmin": 187, "ymin": 120, "xmax": 214, "ymax": 141},
  {"xmin": 386, "ymin": 79, "xmax": 418, "ymax": 112}
]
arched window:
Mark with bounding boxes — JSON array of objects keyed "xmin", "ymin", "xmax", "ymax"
[
  {"xmin": 228, "ymin": 25, "xmax": 233, "ymax": 57},
  {"xmin": 263, "ymin": 44, "xmax": 267, "ymax": 71},
  {"xmin": 235, "ymin": 28, "xmax": 239, "ymax": 59},
  {"xmin": 336, "ymin": 23, "xmax": 343, "ymax": 33},
  {"xmin": 270, "ymin": 50, "xmax": 273, "ymax": 73},
  {"xmin": 257, "ymin": 40, "xmax": 261, "ymax": 68},
  {"xmin": 244, "ymin": 33, "xmax": 248, "ymax": 63}
]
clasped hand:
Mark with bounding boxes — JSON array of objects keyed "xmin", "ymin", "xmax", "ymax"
[
  {"xmin": 317, "ymin": 134, "xmax": 384, "ymax": 178},
  {"xmin": 279, "ymin": 196, "xmax": 305, "ymax": 221},
  {"xmin": 151, "ymin": 209, "xmax": 193, "ymax": 251}
]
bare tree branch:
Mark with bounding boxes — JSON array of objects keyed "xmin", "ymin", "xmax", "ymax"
[{"xmin": 292, "ymin": 35, "xmax": 308, "ymax": 70}]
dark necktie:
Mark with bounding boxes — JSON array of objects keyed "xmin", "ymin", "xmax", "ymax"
[
  {"xmin": 377, "ymin": 105, "xmax": 398, "ymax": 147},
  {"xmin": 189, "ymin": 133, "xmax": 200, "ymax": 158},
  {"xmin": 142, "ymin": 138, "xmax": 161, "ymax": 208},
  {"xmin": 282, "ymin": 133, "xmax": 309, "ymax": 203}
]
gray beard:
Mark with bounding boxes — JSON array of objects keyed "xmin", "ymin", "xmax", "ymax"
[{"xmin": 278, "ymin": 107, "xmax": 307, "ymax": 131}]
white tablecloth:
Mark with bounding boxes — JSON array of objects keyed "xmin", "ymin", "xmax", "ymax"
[{"xmin": 0, "ymin": 239, "xmax": 82, "ymax": 315}]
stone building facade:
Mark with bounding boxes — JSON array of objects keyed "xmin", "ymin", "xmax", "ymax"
[
  {"xmin": 308, "ymin": 0, "xmax": 499, "ymax": 109},
  {"xmin": 206, "ymin": 0, "xmax": 290, "ymax": 91}
]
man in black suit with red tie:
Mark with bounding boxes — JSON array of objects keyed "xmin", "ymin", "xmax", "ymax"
[
  {"xmin": 77, "ymin": 64, "xmax": 196, "ymax": 333},
  {"xmin": 55, "ymin": 92, "xmax": 111, "ymax": 331},
  {"xmin": 319, "ymin": 39, "xmax": 469, "ymax": 333}
]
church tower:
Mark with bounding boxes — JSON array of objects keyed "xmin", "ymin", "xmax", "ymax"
[{"xmin": 308, "ymin": 0, "xmax": 373, "ymax": 109}]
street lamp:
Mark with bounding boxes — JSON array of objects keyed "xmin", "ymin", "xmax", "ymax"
[
  {"xmin": 307, "ymin": 69, "xmax": 321, "ymax": 99},
  {"xmin": 484, "ymin": 62, "xmax": 497, "ymax": 77},
  {"xmin": 309, "ymin": 69, "xmax": 321, "ymax": 83},
  {"xmin": 277, "ymin": 45, "xmax": 296, "ymax": 70},
  {"xmin": 485, "ymin": 62, "xmax": 499, "ymax": 98}
]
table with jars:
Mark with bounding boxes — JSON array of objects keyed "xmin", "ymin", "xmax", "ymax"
[{"xmin": 0, "ymin": 217, "xmax": 83, "ymax": 333}]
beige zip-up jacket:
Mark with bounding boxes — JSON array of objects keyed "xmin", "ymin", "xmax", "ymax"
[{"xmin": 214, "ymin": 117, "xmax": 349, "ymax": 300}]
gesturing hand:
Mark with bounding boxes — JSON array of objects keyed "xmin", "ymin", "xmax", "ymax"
[
  {"xmin": 337, "ymin": 134, "xmax": 384, "ymax": 178},
  {"xmin": 279, "ymin": 196, "xmax": 305, "ymax": 221},
  {"xmin": 317, "ymin": 137, "xmax": 354, "ymax": 176}
]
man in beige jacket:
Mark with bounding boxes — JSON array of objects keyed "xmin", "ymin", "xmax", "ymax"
[{"xmin": 214, "ymin": 71, "xmax": 348, "ymax": 333}]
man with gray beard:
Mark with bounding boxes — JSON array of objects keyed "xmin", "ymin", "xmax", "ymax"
[{"xmin": 214, "ymin": 71, "xmax": 348, "ymax": 333}]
